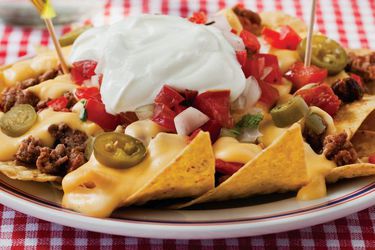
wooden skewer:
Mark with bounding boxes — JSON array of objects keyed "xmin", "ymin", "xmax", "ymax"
[
  {"xmin": 304, "ymin": 0, "xmax": 317, "ymax": 67},
  {"xmin": 44, "ymin": 18, "xmax": 69, "ymax": 74}
]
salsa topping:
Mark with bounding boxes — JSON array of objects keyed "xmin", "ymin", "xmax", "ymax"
[
  {"xmin": 188, "ymin": 11, "xmax": 208, "ymax": 24},
  {"xmin": 297, "ymin": 35, "xmax": 348, "ymax": 75},
  {"xmin": 262, "ymin": 25, "xmax": 302, "ymax": 50},
  {"xmin": 215, "ymin": 159, "xmax": 244, "ymax": 175},
  {"xmin": 297, "ymin": 83, "xmax": 341, "ymax": 116},
  {"xmin": 71, "ymin": 60, "xmax": 98, "ymax": 85},
  {"xmin": 93, "ymin": 132, "xmax": 147, "ymax": 169},
  {"xmin": 284, "ymin": 61, "xmax": 328, "ymax": 90}
]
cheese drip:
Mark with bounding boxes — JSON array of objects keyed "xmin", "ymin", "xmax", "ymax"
[
  {"xmin": 0, "ymin": 109, "xmax": 102, "ymax": 161},
  {"xmin": 27, "ymin": 74, "xmax": 77, "ymax": 100}
]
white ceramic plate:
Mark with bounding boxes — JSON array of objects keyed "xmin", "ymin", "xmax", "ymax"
[{"xmin": 1, "ymin": 172, "xmax": 375, "ymax": 239}]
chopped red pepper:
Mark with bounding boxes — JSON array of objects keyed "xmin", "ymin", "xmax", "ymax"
[
  {"xmin": 194, "ymin": 90, "xmax": 234, "ymax": 128},
  {"xmin": 258, "ymin": 80, "xmax": 280, "ymax": 109},
  {"xmin": 297, "ymin": 83, "xmax": 341, "ymax": 116},
  {"xmin": 71, "ymin": 60, "xmax": 98, "ymax": 85},
  {"xmin": 85, "ymin": 99, "xmax": 119, "ymax": 131},
  {"xmin": 243, "ymin": 54, "xmax": 282, "ymax": 84},
  {"xmin": 201, "ymin": 119, "xmax": 221, "ymax": 143},
  {"xmin": 188, "ymin": 11, "xmax": 207, "ymax": 24},
  {"xmin": 284, "ymin": 62, "xmax": 328, "ymax": 90},
  {"xmin": 152, "ymin": 103, "xmax": 177, "ymax": 132},
  {"xmin": 75, "ymin": 87, "xmax": 101, "ymax": 102},
  {"xmin": 240, "ymin": 30, "xmax": 260, "ymax": 55},
  {"xmin": 215, "ymin": 159, "xmax": 244, "ymax": 175},
  {"xmin": 154, "ymin": 85, "xmax": 185, "ymax": 110},
  {"xmin": 262, "ymin": 25, "xmax": 302, "ymax": 50},
  {"xmin": 236, "ymin": 50, "xmax": 247, "ymax": 68},
  {"xmin": 47, "ymin": 96, "xmax": 69, "ymax": 112},
  {"xmin": 369, "ymin": 153, "xmax": 375, "ymax": 164}
]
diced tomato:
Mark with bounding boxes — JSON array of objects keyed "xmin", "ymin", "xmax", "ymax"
[
  {"xmin": 151, "ymin": 103, "xmax": 177, "ymax": 132},
  {"xmin": 154, "ymin": 85, "xmax": 185, "ymax": 109},
  {"xmin": 215, "ymin": 159, "xmax": 244, "ymax": 175},
  {"xmin": 75, "ymin": 87, "xmax": 101, "ymax": 102},
  {"xmin": 262, "ymin": 26, "xmax": 302, "ymax": 50},
  {"xmin": 236, "ymin": 50, "xmax": 247, "ymax": 68},
  {"xmin": 194, "ymin": 90, "xmax": 234, "ymax": 128},
  {"xmin": 350, "ymin": 73, "xmax": 364, "ymax": 90},
  {"xmin": 201, "ymin": 119, "xmax": 222, "ymax": 143},
  {"xmin": 369, "ymin": 153, "xmax": 375, "ymax": 164},
  {"xmin": 240, "ymin": 30, "xmax": 260, "ymax": 55},
  {"xmin": 284, "ymin": 62, "xmax": 328, "ymax": 90},
  {"xmin": 243, "ymin": 54, "xmax": 282, "ymax": 84},
  {"xmin": 188, "ymin": 11, "xmax": 207, "ymax": 24},
  {"xmin": 47, "ymin": 96, "xmax": 69, "ymax": 111},
  {"xmin": 182, "ymin": 89, "xmax": 198, "ymax": 106},
  {"xmin": 297, "ymin": 83, "xmax": 341, "ymax": 116},
  {"xmin": 70, "ymin": 60, "xmax": 98, "ymax": 85},
  {"xmin": 258, "ymin": 80, "xmax": 280, "ymax": 109},
  {"xmin": 85, "ymin": 99, "xmax": 119, "ymax": 131}
]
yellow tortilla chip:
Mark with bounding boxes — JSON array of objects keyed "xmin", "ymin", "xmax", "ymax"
[
  {"xmin": 0, "ymin": 161, "xmax": 61, "ymax": 182},
  {"xmin": 351, "ymin": 130, "xmax": 375, "ymax": 158},
  {"xmin": 260, "ymin": 11, "xmax": 307, "ymax": 36},
  {"xmin": 62, "ymin": 132, "xmax": 215, "ymax": 217},
  {"xmin": 173, "ymin": 124, "xmax": 308, "ymax": 209},
  {"xmin": 334, "ymin": 95, "xmax": 375, "ymax": 139},
  {"xmin": 326, "ymin": 163, "xmax": 375, "ymax": 183}
]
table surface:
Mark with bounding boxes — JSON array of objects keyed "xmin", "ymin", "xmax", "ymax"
[{"xmin": 1, "ymin": 0, "xmax": 375, "ymax": 249}]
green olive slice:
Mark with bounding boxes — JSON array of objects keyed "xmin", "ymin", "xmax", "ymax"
[
  {"xmin": 270, "ymin": 96, "xmax": 309, "ymax": 128},
  {"xmin": 305, "ymin": 112, "xmax": 327, "ymax": 135},
  {"xmin": 0, "ymin": 104, "xmax": 37, "ymax": 137},
  {"xmin": 59, "ymin": 25, "xmax": 93, "ymax": 47},
  {"xmin": 298, "ymin": 35, "xmax": 348, "ymax": 75},
  {"xmin": 93, "ymin": 132, "xmax": 147, "ymax": 169}
]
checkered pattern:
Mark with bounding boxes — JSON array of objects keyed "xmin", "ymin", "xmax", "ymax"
[{"xmin": 0, "ymin": 0, "xmax": 375, "ymax": 248}]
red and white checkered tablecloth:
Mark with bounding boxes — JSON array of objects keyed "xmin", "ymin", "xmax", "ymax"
[{"xmin": 1, "ymin": 0, "xmax": 375, "ymax": 248}]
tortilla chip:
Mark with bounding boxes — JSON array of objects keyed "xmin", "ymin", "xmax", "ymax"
[
  {"xmin": 0, "ymin": 161, "xmax": 61, "ymax": 182},
  {"xmin": 173, "ymin": 123, "xmax": 308, "ymax": 209},
  {"xmin": 123, "ymin": 131, "xmax": 216, "ymax": 206},
  {"xmin": 326, "ymin": 163, "xmax": 375, "ymax": 183},
  {"xmin": 351, "ymin": 130, "xmax": 375, "ymax": 158},
  {"xmin": 62, "ymin": 132, "xmax": 215, "ymax": 217},
  {"xmin": 359, "ymin": 111, "xmax": 375, "ymax": 131},
  {"xmin": 334, "ymin": 95, "xmax": 375, "ymax": 139},
  {"xmin": 260, "ymin": 11, "xmax": 307, "ymax": 36}
]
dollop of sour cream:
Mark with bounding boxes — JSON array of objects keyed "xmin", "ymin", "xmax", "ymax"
[{"xmin": 70, "ymin": 14, "xmax": 246, "ymax": 114}]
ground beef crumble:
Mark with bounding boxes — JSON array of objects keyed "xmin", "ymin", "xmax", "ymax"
[
  {"xmin": 346, "ymin": 52, "xmax": 375, "ymax": 83},
  {"xmin": 0, "ymin": 88, "xmax": 40, "ymax": 112},
  {"xmin": 323, "ymin": 133, "xmax": 358, "ymax": 166},
  {"xmin": 15, "ymin": 123, "xmax": 88, "ymax": 176},
  {"xmin": 232, "ymin": 5, "xmax": 262, "ymax": 35}
]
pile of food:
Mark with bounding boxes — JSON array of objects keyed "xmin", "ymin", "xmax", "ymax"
[{"xmin": 0, "ymin": 4, "xmax": 374, "ymax": 218}]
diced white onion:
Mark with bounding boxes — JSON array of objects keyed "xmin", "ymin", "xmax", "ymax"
[
  {"xmin": 71, "ymin": 99, "xmax": 86, "ymax": 114},
  {"xmin": 232, "ymin": 76, "xmax": 262, "ymax": 111},
  {"xmin": 135, "ymin": 104, "xmax": 154, "ymax": 120},
  {"xmin": 237, "ymin": 127, "xmax": 262, "ymax": 143},
  {"xmin": 174, "ymin": 107, "xmax": 210, "ymax": 136}
]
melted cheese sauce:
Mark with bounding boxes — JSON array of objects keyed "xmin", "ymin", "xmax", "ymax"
[
  {"xmin": 27, "ymin": 74, "xmax": 77, "ymax": 100},
  {"xmin": 213, "ymin": 137, "xmax": 262, "ymax": 164},
  {"xmin": 269, "ymin": 48, "xmax": 301, "ymax": 73},
  {"xmin": 62, "ymin": 133, "xmax": 188, "ymax": 217},
  {"xmin": 124, "ymin": 119, "xmax": 167, "ymax": 146},
  {"xmin": 297, "ymin": 143, "xmax": 336, "ymax": 200},
  {"xmin": 259, "ymin": 115, "xmax": 288, "ymax": 147},
  {"xmin": 0, "ymin": 109, "xmax": 102, "ymax": 161},
  {"xmin": 1, "ymin": 47, "xmax": 71, "ymax": 86}
]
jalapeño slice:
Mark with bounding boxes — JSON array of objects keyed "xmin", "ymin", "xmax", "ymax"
[
  {"xmin": 270, "ymin": 96, "xmax": 309, "ymax": 128},
  {"xmin": 93, "ymin": 132, "xmax": 147, "ymax": 169},
  {"xmin": 298, "ymin": 35, "xmax": 348, "ymax": 75},
  {"xmin": 305, "ymin": 112, "xmax": 327, "ymax": 135},
  {"xmin": 0, "ymin": 104, "xmax": 37, "ymax": 137},
  {"xmin": 59, "ymin": 25, "xmax": 93, "ymax": 47}
]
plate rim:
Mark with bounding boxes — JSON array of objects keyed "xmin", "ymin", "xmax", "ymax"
[{"xmin": 1, "ymin": 177, "xmax": 375, "ymax": 239}]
